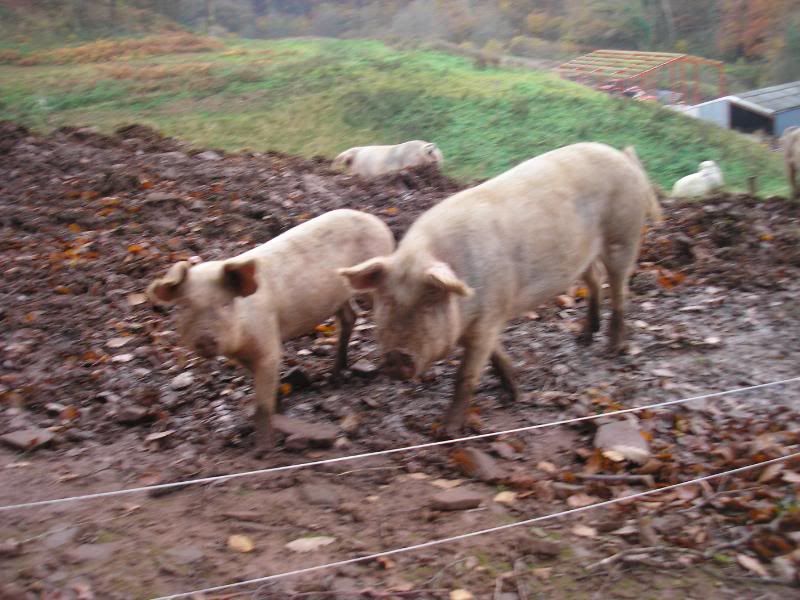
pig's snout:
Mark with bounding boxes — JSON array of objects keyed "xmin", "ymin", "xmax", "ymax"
[
  {"xmin": 384, "ymin": 350, "xmax": 416, "ymax": 380},
  {"xmin": 194, "ymin": 334, "xmax": 219, "ymax": 358}
]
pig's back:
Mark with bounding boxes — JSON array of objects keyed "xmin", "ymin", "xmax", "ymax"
[
  {"xmin": 404, "ymin": 143, "xmax": 650, "ymax": 315},
  {"xmin": 248, "ymin": 209, "xmax": 394, "ymax": 339}
]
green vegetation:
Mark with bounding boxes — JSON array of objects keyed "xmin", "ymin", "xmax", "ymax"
[{"xmin": 0, "ymin": 37, "xmax": 787, "ymax": 194}]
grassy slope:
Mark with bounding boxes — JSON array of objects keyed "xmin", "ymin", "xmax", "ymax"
[{"xmin": 0, "ymin": 37, "xmax": 787, "ymax": 194}]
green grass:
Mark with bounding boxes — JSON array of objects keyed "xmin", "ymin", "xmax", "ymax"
[{"xmin": 0, "ymin": 37, "xmax": 789, "ymax": 194}]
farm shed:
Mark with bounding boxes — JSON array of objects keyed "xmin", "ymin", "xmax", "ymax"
[
  {"xmin": 556, "ymin": 49, "xmax": 725, "ymax": 103},
  {"xmin": 687, "ymin": 81, "xmax": 800, "ymax": 137}
]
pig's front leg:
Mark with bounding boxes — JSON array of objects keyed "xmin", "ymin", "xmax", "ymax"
[
  {"xmin": 250, "ymin": 336, "xmax": 282, "ymax": 451},
  {"xmin": 332, "ymin": 301, "xmax": 356, "ymax": 381},
  {"xmin": 443, "ymin": 330, "xmax": 498, "ymax": 436}
]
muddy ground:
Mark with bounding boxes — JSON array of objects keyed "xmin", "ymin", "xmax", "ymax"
[{"xmin": 1, "ymin": 122, "xmax": 799, "ymax": 599}]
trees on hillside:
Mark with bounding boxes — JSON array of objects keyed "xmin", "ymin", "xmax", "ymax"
[{"xmin": 8, "ymin": 1, "xmax": 799, "ymax": 85}]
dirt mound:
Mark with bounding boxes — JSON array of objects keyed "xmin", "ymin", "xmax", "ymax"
[
  {"xmin": 114, "ymin": 123, "xmax": 184, "ymax": 152},
  {"xmin": 0, "ymin": 120, "xmax": 29, "ymax": 153},
  {"xmin": 641, "ymin": 194, "xmax": 800, "ymax": 289}
]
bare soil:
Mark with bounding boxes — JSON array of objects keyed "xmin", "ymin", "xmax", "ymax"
[{"xmin": 1, "ymin": 122, "xmax": 799, "ymax": 599}]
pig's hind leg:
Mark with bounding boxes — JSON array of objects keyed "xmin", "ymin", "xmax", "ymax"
[
  {"xmin": 602, "ymin": 242, "xmax": 639, "ymax": 354},
  {"xmin": 490, "ymin": 344, "xmax": 519, "ymax": 403},
  {"xmin": 577, "ymin": 262, "xmax": 602, "ymax": 346},
  {"xmin": 331, "ymin": 301, "xmax": 356, "ymax": 381}
]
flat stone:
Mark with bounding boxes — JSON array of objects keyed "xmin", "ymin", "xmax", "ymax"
[
  {"xmin": 116, "ymin": 405, "xmax": 150, "ymax": 425},
  {"xmin": 1, "ymin": 428, "xmax": 54, "ymax": 451},
  {"xmin": 298, "ymin": 483, "xmax": 341, "ymax": 507},
  {"xmin": 170, "ymin": 372, "xmax": 194, "ymax": 390},
  {"xmin": 594, "ymin": 420, "xmax": 651, "ymax": 464},
  {"xmin": 145, "ymin": 191, "xmax": 180, "ymax": 203},
  {"xmin": 0, "ymin": 539, "xmax": 21, "ymax": 557},
  {"xmin": 518, "ymin": 537, "xmax": 563, "ymax": 558},
  {"xmin": 196, "ymin": 150, "xmax": 222, "ymax": 161},
  {"xmin": 42, "ymin": 526, "xmax": 79, "ymax": 550},
  {"xmin": 350, "ymin": 359, "xmax": 378, "ymax": 377},
  {"xmin": 451, "ymin": 447, "xmax": 506, "ymax": 482},
  {"xmin": 339, "ymin": 413, "xmax": 361, "ymax": 435},
  {"xmin": 65, "ymin": 542, "xmax": 120, "ymax": 564},
  {"xmin": 273, "ymin": 414, "xmax": 337, "ymax": 449},
  {"xmin": 431, "ymin": 488, "xmax": 484, "ymax": 511},
  {"xmin": 489, "ymin": 441, "xmax": 517, "ymax": 460},
  {"xmin": 164, "ymin": 545, "xmax": 205, "ymax": 565}
]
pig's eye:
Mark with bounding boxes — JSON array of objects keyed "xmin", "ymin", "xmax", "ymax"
[{"xmin": 421, "ymin": 287, "xmax": 446, "ymax": 306}]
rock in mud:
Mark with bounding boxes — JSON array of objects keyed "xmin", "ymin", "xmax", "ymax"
[
  {"xmin": 298, "ymin": 483, "xmax": 342, "ymax": 507},
  {"xmin": 1, "ymin": 428, "xmax": 54, "ymax": 451},
  {"xmin": 350, "ymin": 359, "xmax": 379, "ymax": 377},
  {"xmin": 451, "ymin": 447, "xmax": 507, "ymax": 482},
  {"xmin": 431, "ymin": 488, "xmax": 484, "ymax": 511},
  {"xmin": 594, "ymin": 420, "xmax": 650, "ymax": 464},
  {"xmin": 170, "ymin": 372, "xmax": 194, "ymax": 390},
  {"xmin": 273, "ymin": 414, "xmax": 338, "ymax": 449}
]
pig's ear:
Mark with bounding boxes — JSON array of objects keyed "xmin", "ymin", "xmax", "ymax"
[
  {"xmin": 425, "ymin": 262, "xmax": 472, "ymax": 297},
  {"xmin": 424, "ymin": 143, "xmax": 438, "ymax": 156},
  {"xmin": 339, "ymin": 257, "xmax": 388, "ymax": 292},
  {"xmin": 223, "ymin": 259, "xmax": 258, "ymax": 297},
  {"xmin": 147, "ymin": 261, "xmax": 190, "ymax": 304}
]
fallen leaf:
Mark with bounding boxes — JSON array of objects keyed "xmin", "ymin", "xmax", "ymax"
[
  {"xmin": 60, "ymin": 405, "xmax": 79, "ymax": 421},
  {"xmin": 537, "ymin": 461, "xmax": 558, "ymax": 474},
  {"xmin": 227, "ymin": 534, "xmax": 254, "ymax": 553},
  {"xmin": 431, "ymin": 478, "xmax": 462, "ymax": 489},
  {"xmin": 736, "ymin": 553, "xmax": 769, "ymax": 578},
  {"xmin": 571, "ymin": 524, "xmax": 598, "ymax": 538},
  {"xmin": 758, "ymin": 462, "xmax": 784, "ymax": 483},
  {"xmin": 493, "ymin": 491, "xmax": 517, "ymax": 505},
  {"xmin": 285, "ymin": 536, "xmax": 336, "ymax": 553},
  {"xmin": 106, "ymin": 337, "xmax": 130, "ymax": 349},
  {"xmin": 567, "ymin": 493, "xmax": 600, "ymax": 508},
  {"xmin": 532, "ymin": 567, "xmax": 552, "ymax": 580},
  {"xmin": 127, "ymin": 293, "xmax": 148, "ymax": 306},
  {"xmin": 375, "ymin": 556, "xmax": 395, "ymax": 569},
  {"xmin": 782, "ymin": 471, "xmax": 800, "ymax": 483}
]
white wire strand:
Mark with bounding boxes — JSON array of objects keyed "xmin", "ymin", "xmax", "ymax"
[
  {"xmin": 1, "ymin": 376, "xmax": 798, "ymax": 513},
  {"xmin": 150, "ymin": 451, "xmax": 800, "ymax": 600}
]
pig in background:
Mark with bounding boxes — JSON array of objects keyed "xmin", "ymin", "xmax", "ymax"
[
  {"xmin": 147, "ymin": 209, "xmax": 395, "ymax": 450},
  {"xmin": 341, "ymin": 143, "xmax": 661, "ymax": 436},
  {"xmin": 670, "ymin": 160, "xmax": 724, "ymax": 198},
  {"xmin": 782, "ymin": 126, "xmax": 800, "ymax": 199},
  {"xmin": 332, "ymin": 140, "xmax": 443, "ymax": 178}
]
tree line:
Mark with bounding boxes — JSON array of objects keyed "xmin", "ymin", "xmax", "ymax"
[{"xmin": 13, "ymin": 1, "xmax": 800, "ymax": 84}]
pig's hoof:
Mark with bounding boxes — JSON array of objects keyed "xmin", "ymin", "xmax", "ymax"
[
  {"xmin": 606, "ymin": 341, "xmax": 628, "ymax": 357},
  {"xmin": 576, "ymin": 330, "xmax": 594, "ymax": 346}
]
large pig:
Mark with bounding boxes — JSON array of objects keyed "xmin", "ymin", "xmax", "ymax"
[
  {"xmin": 340, "ymin": 143, "xmax": 661, "ymax": 435},
  {"xmin": 782, "ymin": 126, "xmax": 800, "ymax": 199},
  {"xmin": 147, "ymin": 209, "xmax": 394, "ymax": 449},
  {"xmin": 332, "ymin": 140, "xmax": 443, "ymax": 178}
]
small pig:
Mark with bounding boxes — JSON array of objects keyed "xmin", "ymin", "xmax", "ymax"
[
  {"xmin": 782, "ymin": 126, "xmax": 800, "ymax": 199},
  {"xmin": 147, "ymin": 209, "xmax": 394, "ymax": 449},
  {"xmin": 340, "ymin": 143, "xmax": 660, "ymax": 436},
  {"xmin": 670, "ymin": 160, "xmax": 724, "ymax": 198},
  {"xmin": 332, "ymin": 140, "xmax": 443, "ymax": 178}
]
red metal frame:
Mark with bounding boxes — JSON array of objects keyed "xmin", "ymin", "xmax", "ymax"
[{"xmin": 557, "ymin": 49, "xmax": 726, "ymax": 103}]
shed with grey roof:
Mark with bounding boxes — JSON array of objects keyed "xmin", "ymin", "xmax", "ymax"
[{"xmin": 685, "ymin": 81, "xmax": 800, "ymax": 137}]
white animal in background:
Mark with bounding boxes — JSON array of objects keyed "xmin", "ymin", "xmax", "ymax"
[
  {"xmin": 332, "ymin": 140, "xmax": 443, "ymax": 177},
  {"xmin": 782, "ymin": 126, "xmax": 800, "ymax": 199},
  {"xmin": 671, "ymin": 160, "xmax": 724, "ymax": 198}
]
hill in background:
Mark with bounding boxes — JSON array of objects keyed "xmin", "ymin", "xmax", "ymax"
[{"xmin": 0, "ymin": 36, "xmax": 786, "ymax": 194}]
